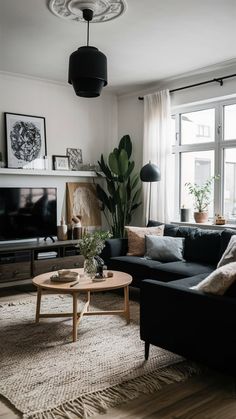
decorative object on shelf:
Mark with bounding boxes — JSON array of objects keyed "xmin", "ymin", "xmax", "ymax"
[
  {"xmin": 0, "ymin": 152, "xmax": 5, "ymax": 168},
  {"xmin": 57, "ymin": 217, "xmax": 68, "ymax": 240},
  {"xmin": 185, "ymin": 175, "xmax": 220, "ymax": 223},
  {"xmin": 97, "ymin": 135, "xmax": 142, "ymax": 238},
  {"xmin": 5, "ymin": 112, "xmax": 46, "ymax": 169},
  {"xmin": 215, "ymin": 214, "xmax": 226, "ymax": 225},
  {"xmin": 48, "ymin": 0, "xmax": 127, "ymax": 97},
  {"xmin": 77, "ymin": 231, "xmax": 111, "ymax": 277},
  {"xmin": 180, "ymin": 206, "xmax": 190, "ymax": 222},
  {"xmin": 72, "ymin": 215, "xmax": 83, "ymax": 239},
  {"xmin": 67, "ymin": 148, "xmax": 83, "ymax": 170},
  {"xmin": 140, "ymin": 161, "xmax": 161, "ymax": 222},
  {"xmin": 67, "ymin": 182, "xmax": 101, "ymax": 228},
  {"xmin": 52, "ymin": 155, "xmax": 70, "ymax": 171}
]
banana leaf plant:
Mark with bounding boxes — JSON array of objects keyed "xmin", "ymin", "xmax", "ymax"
[{"xmin": 96, "ymin": 135, "xmax": 142, "ymax": 238}]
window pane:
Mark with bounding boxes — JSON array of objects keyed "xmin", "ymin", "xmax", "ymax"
[
  {"xmin": 181, "ymin": 109, "xmax": 215, "ymax": 144},
  {"xmin": 224, "ymin": 104, "xmax": 236, "ymax": 140},
  {"xmin": 224, "ymin": 148, "xmax": 236, "ymax": 221},
  {"xmin": 181, "ymin": 150, "xmax": 215, "ymax": 218}
]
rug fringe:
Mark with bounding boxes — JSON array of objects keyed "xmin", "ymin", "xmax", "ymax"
[{"xmin": 23, "ymin": 361, "xmax": 201, "ymax": 419}]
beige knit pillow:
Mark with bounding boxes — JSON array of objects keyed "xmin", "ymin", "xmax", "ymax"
[
  {"xmin": 125, "ymin": 225, "xmax": 164, "ymax": 256},
  {"xmin": 191, "ymin": 262, "xmax": 236, "ymax": 296}
]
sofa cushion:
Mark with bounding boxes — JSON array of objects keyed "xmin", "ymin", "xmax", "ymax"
[
  {"xmin": 191, "ymin": 262, "xmax": 236, "ymax": 296},
  {"xmin": 108, "ymin": 256, "xmax": 162, "ymax": 278},
  {"xmin": 177, "ymin": 227, "xmax": 221, "ymax": 265},
  {"xmin": 147, "ymin": 220, "xmax": 179, "ymax": 237},
  {"xmin": 169, "ymin": 273, "xmax": 207, "ymax": 288},
  {"xmin": 148, "ymin": 261, "xmax": 215, "ymax": 282},
  {"xmin": 125, "ymin": 225, "xmax": 164, "ymax": 256},
  {"xmin": 145, "ymin": 235, "xmax": 185, "ymax": 262}
]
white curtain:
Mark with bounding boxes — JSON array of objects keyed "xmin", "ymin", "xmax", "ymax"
[{"xmin": 142, "ymin": 89, "xmax": 173, "ymax": 224}]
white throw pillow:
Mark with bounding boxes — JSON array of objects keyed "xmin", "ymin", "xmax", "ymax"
[
  {"xmin": 191, "ymin": 262, "xmax": 236, "ymax": 296},
  {"xmin": 217, "ymin": 235, "xmax": 236, "ymax": 268}
]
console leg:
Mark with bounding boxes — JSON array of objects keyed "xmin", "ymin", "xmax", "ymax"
[{"xmin": 145, "ymin": 341, "xmax": 150, "ymax": 360}]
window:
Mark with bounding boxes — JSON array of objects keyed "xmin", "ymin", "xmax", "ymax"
[
  {"xmin": 181, "ymin": 109, "xmax": 215, "ymax": 144},
  {"xmin": 172, "ymin": 99, "xmax": 236, "ymax": 222}
]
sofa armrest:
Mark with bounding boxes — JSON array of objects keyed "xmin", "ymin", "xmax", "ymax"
[
  {"xmin": 140, "ymin": 279, "xmax": 236, "ymax": 372},
  {"xmin": 100, "ymin": 238, "xmax": 128, "ymax": 261}
]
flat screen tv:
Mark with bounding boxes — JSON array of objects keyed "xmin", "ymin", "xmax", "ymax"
[{"xmin": 0, "ymin": 187, "xmax": 57, "ymax": 241}]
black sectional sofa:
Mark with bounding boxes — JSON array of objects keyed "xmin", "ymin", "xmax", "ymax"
[
  {"xmin": 103, "ymin": 221, "xmax": 235, "ymax": 287},
  {"xmin": 103, "ymin": 221, "xmax": 236, "ymax": 374}
]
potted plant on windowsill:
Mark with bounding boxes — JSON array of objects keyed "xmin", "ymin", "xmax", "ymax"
[{"xmin": 185, "ymin": 175, "xmax": 219, "ymax": 223}]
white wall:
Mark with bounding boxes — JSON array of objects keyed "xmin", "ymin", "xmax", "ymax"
[
  {"xmin": 0, "ymin": 73, "xmax": 118, "ymax": 224},
  {"xmin": 117, "ymin": 65, "xmax": 236, "ymax": 225}
]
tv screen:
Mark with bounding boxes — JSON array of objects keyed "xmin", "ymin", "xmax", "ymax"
[{"xmin": 0, "ymin": 188, "xmax": 57, "ymax": 241}]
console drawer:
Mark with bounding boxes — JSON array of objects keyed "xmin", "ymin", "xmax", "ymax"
[
  {"xmin": 33, "ymin": 256, "xmax": 84, "ymax": 276},
  {"xmin": 0, "ymin": 262, "xmax": 31, "ymax": 283}
]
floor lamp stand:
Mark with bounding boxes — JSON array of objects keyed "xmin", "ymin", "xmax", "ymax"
[{"xmin": 148, "ymin": 181, "xmax": 152, "ymax": 222}]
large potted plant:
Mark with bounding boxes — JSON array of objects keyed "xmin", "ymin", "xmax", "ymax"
[
  {"xmin": 185, "ymin": 176, "xmax": 219, "ymax": 223},
  {"xmin": 96, "ymin": 135, "xmax": 142, "ymax": 238}
]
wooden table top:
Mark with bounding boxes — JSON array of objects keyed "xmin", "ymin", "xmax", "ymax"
[{"xmin": 32, "ymin": 269, "xmax": 132, "ymax": 292}]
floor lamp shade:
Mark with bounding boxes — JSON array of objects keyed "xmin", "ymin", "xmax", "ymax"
[
  {"xmin": 140, "ymin": 162, "xmax": 161, "ymax": 182},
  {"xmin": 140, "ymin": 162, "xmax": 161, "ymax": 223},
  {"xmin": 68, "ymin": 46, "xmax": 108, "ymax": 98}
]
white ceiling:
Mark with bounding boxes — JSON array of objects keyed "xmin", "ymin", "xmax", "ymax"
[{"xmin": 1, "ymin": 0, "xmax": 236, "ymax": 95}]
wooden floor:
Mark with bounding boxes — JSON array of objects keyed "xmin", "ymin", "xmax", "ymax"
[{"xmin": 1, "ymin": 286, "xmax": 236, "ymax": 419}]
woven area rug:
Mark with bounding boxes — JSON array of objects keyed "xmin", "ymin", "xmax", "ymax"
[{"xmin": 0, "ymin": 292, "xmax": 198, "ymax": 419}]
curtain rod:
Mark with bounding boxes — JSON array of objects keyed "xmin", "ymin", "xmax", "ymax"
[{"xmin": 138, "ymin": 73, "xmax": 236, "ymax": 101}]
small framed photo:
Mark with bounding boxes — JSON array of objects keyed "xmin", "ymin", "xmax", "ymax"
[
  {"xmin": 5, "ymin": 112, "xmax": 46, "ymax": 169},
  {"xmin": 52, "ymin": 155, "xmax": 70, "ymax": 171},
  {"xmin": 67, "ymin": 148, "xmax": 83, "ymax": 170}
]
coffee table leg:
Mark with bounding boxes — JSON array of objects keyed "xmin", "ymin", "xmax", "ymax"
[
  {"xmin": 87, "ymin": 291, "xmax": 91, "ymax": 311},
  {"xmin": 124, "ymin": 285, "xmax": 130, "ymax": 324},
  {"xmin": 73, "ymin": 292, "xmax": 78, "ymax": 342},
  {"xmin": 35, "ymin": 287, "xmax": 42, "ymax": 323}
]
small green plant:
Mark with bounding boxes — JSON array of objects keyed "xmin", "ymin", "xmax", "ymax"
[
  {"xmin": 185, "ymin": 175, "xmax": 219, "ymax": 212},
  {"xmin": 77, "ymin": 231, "xmax": 112, "ymax": 259}
]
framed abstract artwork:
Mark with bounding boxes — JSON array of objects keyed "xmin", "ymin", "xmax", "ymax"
[
  {"xmin": 5, "ymin": 112, "xmax": 46, "ymax": 169},
  {"xmin": 66, "ymin": 148, "xmax": 83, "ymax": 170}
]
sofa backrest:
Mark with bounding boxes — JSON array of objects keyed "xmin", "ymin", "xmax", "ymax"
[
  {"xmin": 148, "ymin": 220, "xmax": 236, "ymax": 265},
  {"xmin": 176, "ymin": 227, "xmax": 221, "ymax": 265}
]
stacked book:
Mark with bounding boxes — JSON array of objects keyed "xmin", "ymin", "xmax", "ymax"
[{"xmin": 37, "ymin": 251, "xmax": 58, "ymax": 260}]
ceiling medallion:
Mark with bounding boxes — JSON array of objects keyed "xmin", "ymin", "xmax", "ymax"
[{"xmin": 49, "ymin": 0, "xmax": 127, "ymax": 23}]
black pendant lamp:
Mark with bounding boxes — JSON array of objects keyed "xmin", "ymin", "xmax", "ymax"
[{"xmin": 68, "ymin": 8, "xmax": 107, "ymax": 98}]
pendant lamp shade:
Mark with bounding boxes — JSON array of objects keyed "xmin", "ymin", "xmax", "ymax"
[{"xmin": 68, "ymin": 45, "xmax": 107, "ymax": 98}]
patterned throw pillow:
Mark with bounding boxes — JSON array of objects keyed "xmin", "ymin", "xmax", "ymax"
[
  {"xmin": 191, "ymin": 262, "xmax": 236, "ymax": 296},
  {"xmin": 125, "ymin": 225, "xmax": 164, "ymax": 256}
]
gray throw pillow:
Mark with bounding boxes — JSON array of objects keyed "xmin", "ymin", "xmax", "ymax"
[{"xmin": 145, "ymin": 235, "xmax": 185, "ymax": 262}]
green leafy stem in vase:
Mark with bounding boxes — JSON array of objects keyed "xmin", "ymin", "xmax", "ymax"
[{"xmin": 76, "ymin": 231, "xmax": 112, "ymax": 259}]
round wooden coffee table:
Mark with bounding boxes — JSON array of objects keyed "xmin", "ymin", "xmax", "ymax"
[{"xmin": 32, "ymin": 269, "xmax": 132, "ymax": 342}]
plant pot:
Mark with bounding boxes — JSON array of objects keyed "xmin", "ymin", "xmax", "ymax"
[{"xmin": 194, "ymin": 211, "xmax": 208, "ymax": 223}]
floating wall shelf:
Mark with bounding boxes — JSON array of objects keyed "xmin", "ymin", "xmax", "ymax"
[{"xmin": 0, "ymin": 168, "xmax": 99, "ymax": 177}]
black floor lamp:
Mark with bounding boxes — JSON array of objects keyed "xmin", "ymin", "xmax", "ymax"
[{"xmin": 140, "ymin": 161, "xmax": 161, "ymax": 222}]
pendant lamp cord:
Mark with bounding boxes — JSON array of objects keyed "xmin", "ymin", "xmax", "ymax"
[{"xmin": 87, "ymin": 20, "xmax": 90, "ymax": 46}]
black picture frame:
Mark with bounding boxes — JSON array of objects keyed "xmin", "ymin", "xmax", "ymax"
[
  {"xmin": 52, "ymin": 155, "xmax": 70, "ymax": 171},
  {"xmin": 5, "ymin": 112, "xmax": 47, "ymax": 169}
]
